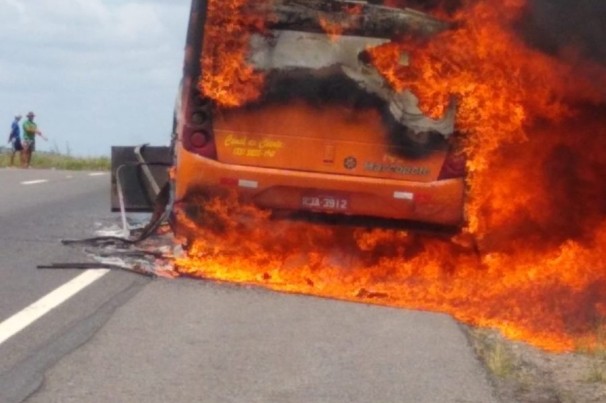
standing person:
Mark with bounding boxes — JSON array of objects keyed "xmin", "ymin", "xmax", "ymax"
[
  {"xmin": 21, "ymin": 111, "xmax": 47, "ymax": 168},
  {"xmin": 7, "ymin": 115, "xmax": 23, "ymax": 166}
]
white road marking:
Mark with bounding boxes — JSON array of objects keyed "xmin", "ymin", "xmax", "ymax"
[
  {"xmin": 0, "ymin": 269, "xmax": 110, "ymax": 345},
  {"xmin": 88, "ymin": 172, "xmax": 107, "ymax": 177},
  {"xmin": 21, "ymin": 179, "xmax": 49, "ymax": 185}
]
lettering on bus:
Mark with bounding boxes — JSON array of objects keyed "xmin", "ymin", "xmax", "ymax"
[
  {"xmin": 364, "ymin": 162, "xmax": 430, "ymax": 176},
  {"xmin": 224, "ymin": 134, "xmax": 284, "ymax": 158}
]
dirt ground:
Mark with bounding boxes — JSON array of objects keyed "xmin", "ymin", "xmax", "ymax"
[{"xmin": 465, "ymin": 327, "xmax": 606, "ymax": 403}]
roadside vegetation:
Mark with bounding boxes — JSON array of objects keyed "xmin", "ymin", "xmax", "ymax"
[
  {"xmin": 0, "ymin": 147, "xmax": 110, "ymax": 171},
  {"xmin": 466, "ymin": 326, "xmax": 606, "ymax": 402},
  {"xmin": 578, "ymin": 324, "xmax": 606, "ymax": 385}
]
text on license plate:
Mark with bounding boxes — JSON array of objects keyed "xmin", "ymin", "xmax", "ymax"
[{"xmin": 301, "ymin": 195, "xmax": 349, "ymax": 211}]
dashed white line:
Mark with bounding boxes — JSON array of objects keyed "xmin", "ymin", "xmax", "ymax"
[
  {"xmin": 21, "ymin": 179, "xmax": 49, "ymax": 185},
  {"xmin": 88, "ymin": 172, "xmax": 107, "ymax": 177},
  {"xmin": 0, "ymin": 270, "xmax": 110, "ymax": 346}
]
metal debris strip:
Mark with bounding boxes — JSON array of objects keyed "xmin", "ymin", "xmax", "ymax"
[
  {"xmin": 134, "ymin": 144, "xmax": 162, "ymax": 197},
  {"xmin": 114, "ymin": 148, "xmax": 167, "ymax": 234},
  {"xmin": 115, "ymin": 163, "xmax": 130, "ymax": 236},
  {"xmin": 111, "ymin": 145, "xmax": 171, "ymax": 213},
  {"xmin": 62, "ymin": 181, "xmax": 171, "ymax": 247},
  {"xmin": 61, "ymin": 143, "xmax": 173, "ymax": 247},
  {"xmin": 85, "ymin": 239, "xmax": 180, "ymax": 279},
  {"xmin": 37, "ymin": 262, "xmax": 158, "ymax": 278},
  {"xmin": 90, "ymin": 249, "xmax": 169, "ymax": 259},
  {"xmin": 39, "ymin": 144, "xmax": 178, "ymax": 279}
]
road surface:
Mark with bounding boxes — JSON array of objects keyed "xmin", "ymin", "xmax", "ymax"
[{"xmin": 0, "ymin": 167, "xmax": 498, "ymax": 403}]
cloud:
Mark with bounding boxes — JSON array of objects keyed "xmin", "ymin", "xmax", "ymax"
[{"xmin": 0, "ymin": 0, "xmax": 189, "ymax": 156}]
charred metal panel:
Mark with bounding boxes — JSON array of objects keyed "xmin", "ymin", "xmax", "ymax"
[
  {"xmin": 111, "ymin": 146, "xmax": 172, "ymax": 212},
  {"xmin": 259, "ymin": 0, "xmax": 449, "ymax": 37}
]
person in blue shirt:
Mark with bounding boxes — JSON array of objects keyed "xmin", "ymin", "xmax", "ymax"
[{"xmin": 7, "ymin": 115, "xmax": 22, "ymax": 166}]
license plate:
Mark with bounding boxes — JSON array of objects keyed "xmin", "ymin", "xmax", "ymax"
[{"xmin": 301, "ymin": 195, "xmax": 349, "ymax": 211}]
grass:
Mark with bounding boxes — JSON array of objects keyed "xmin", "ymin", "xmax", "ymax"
[
  {"xmin": 486, "ymin": 341, "xmax": 515, "ymax": 378},
  {"xmin": 0, "ymin": 149, "xmax": 110, "ymax": 171},
  {"xmin": 579, "ymin": 323, "xmax": 606, "ymax": 384},
  {"xmin": 474, "ymin": 331, "xmax": 516, "ymax": 378},
  {"xmin": 585, "ymin": 361, "xmax": 606, "ymax": 383},
  {"xmin": 467, "ymin": 327, "xmax": 606, "ymax": 402}
]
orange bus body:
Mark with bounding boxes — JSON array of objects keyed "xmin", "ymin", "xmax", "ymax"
[{"xmin": 173, "ymin": 0, "xmax": 466, "ymax": 230}]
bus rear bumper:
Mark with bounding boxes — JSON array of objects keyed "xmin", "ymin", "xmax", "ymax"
[{"xmin": 174, "ymin": 151, "xmax": 466, "ymax": 228}]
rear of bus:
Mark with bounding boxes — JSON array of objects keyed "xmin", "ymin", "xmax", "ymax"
[{"xmin": 173, "ymin": 0, "xmax": 466, "ymax": 234}]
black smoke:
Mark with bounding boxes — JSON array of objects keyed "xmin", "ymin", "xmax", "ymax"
[
  {"xmin": 374, "ymin": 1, "xmax": 606, "ymax": 63},
  {"xmin": 522, "ymin": 0, "xmax": 606, "ymax": 64}
]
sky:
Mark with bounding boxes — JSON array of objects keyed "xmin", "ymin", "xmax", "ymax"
[{"xmin": 0, "ymin": 0, "xmax": 190, "ymax": 157}]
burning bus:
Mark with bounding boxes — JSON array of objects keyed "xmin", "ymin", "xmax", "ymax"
[
  {"xmin": 170, "ymin": 0, "xmax": 466, "ymax": 235},
  {"xmin": 110, "ymin": 0, "xmax": 606, "ymax": 352}
]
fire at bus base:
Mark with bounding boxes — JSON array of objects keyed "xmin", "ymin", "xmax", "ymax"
[{"xmin": 167, "ymin": 0, "xmax": 606, "ymax": 352}]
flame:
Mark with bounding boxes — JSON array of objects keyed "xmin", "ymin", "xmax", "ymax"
[
  {"xmin": 318, "ymin": 16, "xmax": 345, "ymax": 41},
  {"xmin": 175, "ymin": 184, "xmax": 606, "ymax": 352},
  {"xmin": 366, "ymin": 0, "xmax": 606, "ymax": 237},
  {"xmin": 179, "ymin": 0, "xmax": 606, "ymax": 352},
  {"xmin": 318, "ymin": 3, "xmax": 363, "ymax": 41},
  {"xmin": 199, "ymin": 0, "xmax": 268, "ymax": 107}
]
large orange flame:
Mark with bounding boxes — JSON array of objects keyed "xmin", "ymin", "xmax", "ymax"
[
  {"xmin": 178, "ymin": 0, "xmax": 606, "ymax": 352},
  {"xmin": 366, "ymin": 0, "xmax": 606, "ymax": 236},
  {"xmin": 199, "ymin": 0, "xmax": 268, "ymax": 107}
]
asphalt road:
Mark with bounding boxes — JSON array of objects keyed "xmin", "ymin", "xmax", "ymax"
[{"xmin": 0, "ymin": 167, "xmax": 498, "ymax": 403}]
